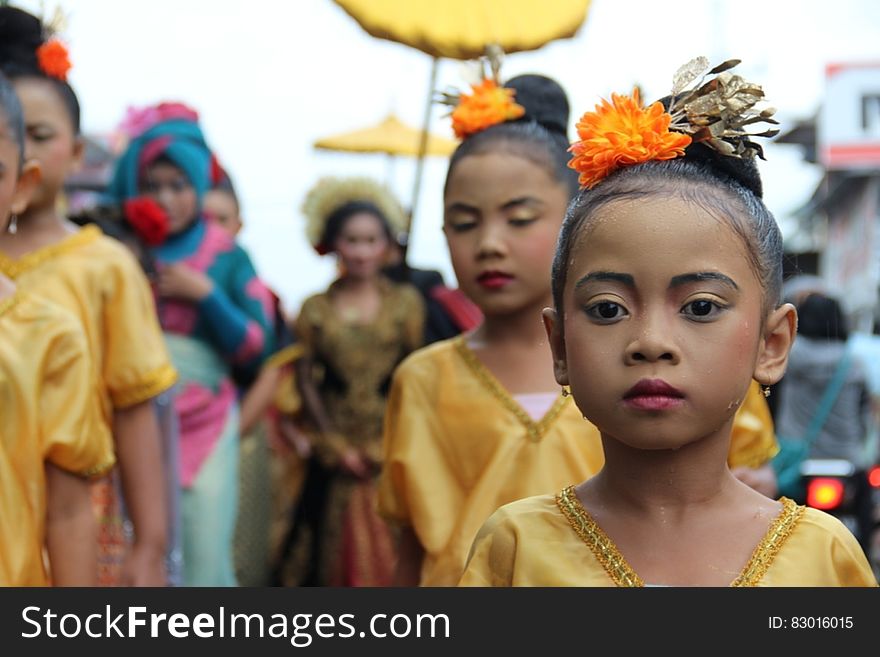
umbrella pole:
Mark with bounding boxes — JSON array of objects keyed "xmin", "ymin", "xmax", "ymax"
[{"xmin": 406, "ymin": 56, "xmax": 439, "ymax": 264}]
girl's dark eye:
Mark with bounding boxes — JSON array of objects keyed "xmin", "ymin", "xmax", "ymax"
[
  {"xmin": 689, "ymin": 300, "xmax": 712, "ymax": 316},
  {"xmin": 586, "ymin": 301, "xmax": 627, "ymax": 322},
  {"xmin": 448, "ymin": 222, "xmax": 475, "ymax": 233},
  {"xmin": 681, "ymin": 299, "xmax": 724, "ymax": 320},
  {"xmin": 509, "ymin": 217, "xmax": 536, "ymax": 227}
]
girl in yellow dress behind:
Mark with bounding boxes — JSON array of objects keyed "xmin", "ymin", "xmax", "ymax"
[
  {"xmin": 459, "ymin": 58, "xmax": 877, "ymax": 587},
  {"xmin": 0, "ymin": 72, "xmax": 114, "ymax": 586}
]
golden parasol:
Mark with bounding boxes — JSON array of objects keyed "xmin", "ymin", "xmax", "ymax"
[
  {"xmin": 331, "ymin": 0, "xmax": 592, "ymax": 239},
  {"xmin": 332, "ymin": 0, "xmax": 591, "ymax": 60},
  {"xmin": 313, "ymin": 113, "xmax": 458, "ymax": 158}
]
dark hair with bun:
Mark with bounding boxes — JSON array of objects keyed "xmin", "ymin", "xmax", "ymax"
[
  {"xmin": 444, "ymin": 73, "xmax": 578, "ymax": 198},
  {"xmin": 550, "ymin": 142, "xmax": 783, "ymax": 314},
  {"xmin": 0, "ymin": 72, "xmax": 25, "ymax": 166},
  {"xmin": 0, "ymin": 6, "xmax": 81, "ymax": 134}
]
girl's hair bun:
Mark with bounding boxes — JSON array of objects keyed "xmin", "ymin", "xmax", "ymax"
[
  {"xmin": 505, "ymin": 74, "xmax": 570, "ymax": 138},
  {"xmin": 0, "ymin": 6, "xmax": 45, "ymax": 76}
]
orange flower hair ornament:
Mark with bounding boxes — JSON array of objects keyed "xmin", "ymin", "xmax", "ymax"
[
  {"xmin": 36, "ymin": 39, "xmax": 72, "ymax": 81},
  {"xmin": 568, "ymin": 57, "xmax": 779, "ymax": 189},
  {"xmin": 438, "ymin": 45, "xmax": 525, "ymax": 140},
  {"xmin": 448, "ymin": 79, "xmax": 525, "ymax": 140}
]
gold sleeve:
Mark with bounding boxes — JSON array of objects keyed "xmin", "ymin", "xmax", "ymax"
[
  {"xmin": 728, "ymin": 380, "xmax": 779, "ymax": 469},
  {"xmin": 103, "ymin": 249, "xmax": 177, "ymax": 408},
  {"xmin": 41, "ymin": 318, "xmax": 115, "ymax": 479},
  {"xmin": 457, "ymin": 508, "xmax": 516, "ymax": 587},
  {"xmin": 377, "ymin": 356, "xmax": 465, "ymax": 530}
]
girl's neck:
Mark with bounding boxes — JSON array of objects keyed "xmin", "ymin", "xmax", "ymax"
[
  {"xmin": 0, "ymin": 205, "xmax": 74, "ymax": 257},
  {"xmin": 475, "ymin": 299, "xmax": 551, "ymax": 347},
  {"xmin": 587, "ymin": 425, "xmax": 736, "ymax": 516},
  {"xmin": 336, "ymin": 274, "xmax": 382, "ymax": 293}
]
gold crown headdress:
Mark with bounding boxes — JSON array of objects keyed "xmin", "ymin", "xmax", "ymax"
[
  {"xmin": 301, "ymin": 176, "xmax": 407, "ymax": 255},
  {"xmin": 568, "ymin": 57, "xmax": 780, "ymax": 189},
  {"xmin": 436, "ymin": 45, "xmax": 525, "ymax": 140}
]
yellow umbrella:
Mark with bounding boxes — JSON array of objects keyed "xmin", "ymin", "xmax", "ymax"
[
  {"xmin": 333, "ymin": 0, "xmax": 591, "ymax": 60},
  {"xmin": 313, "ymin": 113, "xmax": 458, "ymax": 158}
]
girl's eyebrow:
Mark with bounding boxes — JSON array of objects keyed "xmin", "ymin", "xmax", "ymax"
[
  {"xmin": 575, "ymin": 271, "xmax": 634, "ymax": 289},
  {"xmin": 574, "ymin": 271, "xmax": 739, "ymax": 291},
  {"xmin": 669, "ymin": 272, "xmax": 739, "ymax": 290},
  {"xmin": 444, "ymin": 201, "xmax": 479, "ymax": 215},
  {"xmin": 501, "ymin": 196, "xmax": 543, "ymax": 211}
]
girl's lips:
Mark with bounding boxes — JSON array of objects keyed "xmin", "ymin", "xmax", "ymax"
[
  {"xmin": 477, "ymin": 271, "xmax": 514, "ymax": 289},
  {"xmin": 623, "ymin": 378, "xmax": 685, "ymax": 411}
]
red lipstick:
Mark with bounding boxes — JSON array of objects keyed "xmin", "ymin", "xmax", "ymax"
[
  {"xmin": 477, "ymin": 270, "xmax": 514, "ymax": 289},
  {"xmin": 623, "ymin": 378, "xmax": 685, "ymax": 411}
]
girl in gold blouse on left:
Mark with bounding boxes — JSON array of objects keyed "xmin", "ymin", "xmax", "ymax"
[
  {"xmin": 0, "ymin": 7, "xmax": 177, "ymax": 586},
  {"xmin": 0, "ymin": 71, "xmax": 115, "ymax": 586}
]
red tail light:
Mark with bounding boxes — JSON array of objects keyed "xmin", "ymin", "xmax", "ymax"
[
  {"xmin": 868, "ymin": 466, "xmax": 880, "ymax": 488},
  {"xmin": 806, "ymin": 478, "xmax": 845, "ymax": 510}
]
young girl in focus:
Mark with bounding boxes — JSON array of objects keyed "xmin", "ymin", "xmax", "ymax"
[
  {"xmin": 0, "ymin": 72, "xmax": 114, "ymax": 586},
  {"xmin": 0, "ymin": 6, "xmax": 175, "ymax": 586},
  {"xmin": 379, "ymin": 66, "xmax": 786, "ymax": 587},
  {"xmin": 459, "ymin": 58, "xmax": 877, "ymax": 586}
]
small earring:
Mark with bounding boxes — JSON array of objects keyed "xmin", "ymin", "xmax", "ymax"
[
  {"xmin": 762, "ymin": 385, "xmax": 771, "ymax": 398},
  {"xmin": 561, "ymin": 386, "xmax": 570, "ymax": 397},
  {"xmin": 7, "ymin": 214, "xmax": 17, "ymax": 235}
]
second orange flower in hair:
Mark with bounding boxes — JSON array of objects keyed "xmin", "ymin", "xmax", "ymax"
[
  {"xmin": 568, "ymin": 88, "xmax": 692, "ymax": 189},
  {"xmin": 36, "ymin": 39, "xmax": 72, "ymax": 81},
  {"xmin": 451, "ymin": 79, "xmax": 525, "ymax": 140}
]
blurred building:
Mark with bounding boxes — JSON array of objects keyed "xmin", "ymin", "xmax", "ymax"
[{"xmin": 777, "ymin": 62, "xmax": 880, "ymax": 332}]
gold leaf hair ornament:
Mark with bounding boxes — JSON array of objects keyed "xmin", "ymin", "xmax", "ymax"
[
  {"xmin": 301, "ymin": 176, "xmax": 407, "ymax": 256},
  {"xmin": 436, "ymin": 44, "xmax": 525, "ymax": 140},
  {"xmin": 568, "ymin": 57, "xmax": 780, "ymax": 189}
]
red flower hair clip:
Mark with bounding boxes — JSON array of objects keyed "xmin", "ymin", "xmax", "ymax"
[
  {"xmin": 124, "ymin": 197, "xmax": 170, "ymax": 246},
  {"xmin": 36, "ymin": 39, "xmax": 72, "ymax": 81}
]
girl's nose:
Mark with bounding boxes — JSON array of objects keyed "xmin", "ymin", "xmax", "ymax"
[{"xmin": 624, "ymin": 310, "xmax": 680, "ymax": 365}]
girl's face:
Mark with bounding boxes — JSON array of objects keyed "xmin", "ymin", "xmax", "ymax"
[
  {"xmin": 444, "ymin": 150, "xmax": 568, "ymax": 317},
  {"xmin": 204, "ymin": 189, "xmax": 242, "ymax": 237},
  {"xmin": 548, "ymin": 195, "xmax": 793, "ymax": 452},
  {"xmin": 140, "ymin": 161, "xmax": 199, "ymax": 235},
  {"xmin": 13, "ymin": 77, "xmax": 82, "ymax": 210},
  {"xmin": 0, "ymin": 123, "xmax": 38, "ymax": 231},
  {"xmin": 334, "ymin": 211, "xmax": 389, "ymax": 281}
]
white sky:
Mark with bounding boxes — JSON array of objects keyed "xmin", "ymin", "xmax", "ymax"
[{"xmin": 13, "ymin": 0, "xmax": 880, "ymax": 313}]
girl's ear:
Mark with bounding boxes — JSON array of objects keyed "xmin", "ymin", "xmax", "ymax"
[
  {"xmin": 69, "ymin": 136, "xmax": 86, "ymax": 173},
  {"xmin": 542, "ymin": 307, "xmax": 569, "ymax": 386},
  {"xmin": 754, "ymin": 303, "xmax": 797, "ymax": 386},
  {"xmin": 10, "ymin": 159, "xmax": 41, "ymax": 215}
]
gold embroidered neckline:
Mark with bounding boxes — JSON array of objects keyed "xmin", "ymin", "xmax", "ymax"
[
  {"xmin": 556, "ymin": 485, "xmax": 804, "ymax": 587},
  {"xmin": 0, "ymin": 225, "xmax": 100, "ymax": 279},
  {"xmin": 454, "ymin": 335, "xmax": 570, "ymax": 442}
]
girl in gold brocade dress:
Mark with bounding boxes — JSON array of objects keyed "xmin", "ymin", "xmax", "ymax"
[
  {"xmin": 0, "ymin": 7, "xmax": 176, "ymax": 586},
  {"xmin": 459, "ymin": 59, "xmax": 877, "ymax": 586},
  {"xmin": 0, "ymin": 72, "xmax": 114, "ymax": 586},
  {"xmin": 280, "ymin": 177, "xmax": 424, "ymax": 586},
  {"xmin": 379, "ymin": 71, "xmax": 782, "ymax": 587}
]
